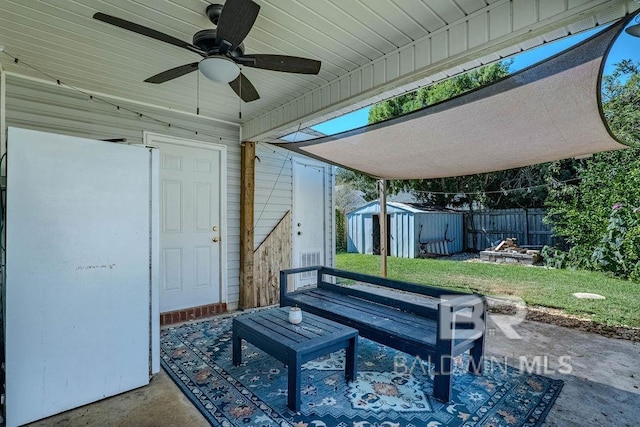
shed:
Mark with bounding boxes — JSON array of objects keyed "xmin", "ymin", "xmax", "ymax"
[{"xmin": 347, "ymin": 202, "xmax": 463, "ymax": 258}]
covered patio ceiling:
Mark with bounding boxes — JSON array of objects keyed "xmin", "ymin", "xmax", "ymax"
[
  {"xmin": 0, "ymin": 1, "xmax": 637, "ymax": 142},
  {"xmin": 286, "ymin": 14, "xmax": 634, "ymax": 179}
]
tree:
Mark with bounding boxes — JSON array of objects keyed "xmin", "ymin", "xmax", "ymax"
[
  {"xmin": 544, "ymin": 60, "xmax": 640, "ymax": 279},
  {"xmin": 601, "ymin": 59, "xmax": 640, "ymax": 145},
  {"xmin": 335, "ymin": 208, "xmax": 347, "ymax": 252}
]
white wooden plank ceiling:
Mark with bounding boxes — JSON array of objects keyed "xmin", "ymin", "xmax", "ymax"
[{"xmin": 0, "ymin": 0, "xmax": 636, "ymax": 140}]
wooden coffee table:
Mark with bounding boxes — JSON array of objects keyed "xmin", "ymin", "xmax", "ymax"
[{"xmin": 232, "ymin": 307, "xmax": 358, "ymax": 411}]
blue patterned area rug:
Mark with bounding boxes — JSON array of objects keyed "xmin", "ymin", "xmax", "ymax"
[{"xmin": 161, "ymin": 315, "xmax": 563, "ymax": 427}]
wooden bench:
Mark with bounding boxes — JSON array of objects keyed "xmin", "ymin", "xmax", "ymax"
[{"xmin": 279, "ymin": 266, "xmax": 487, "ymax": 402}]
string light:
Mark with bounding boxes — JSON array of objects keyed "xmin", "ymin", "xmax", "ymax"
[
  {"xmin": 409, "ymin": 179, "xmax": 579, "ymax": 197},
  {"xmin": 256, "ymin": 140, "xmax": 577, "ymax": 198},
  {"xmin": 0, "ymin": 49, "xmax": 238, "ymax": 141}
]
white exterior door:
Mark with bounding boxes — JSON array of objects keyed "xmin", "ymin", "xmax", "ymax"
[
  {"xmin": 293, "ymin": 159, "xmax": 327, "ymax": 287},
  {"xmin": 150, "ymin": 135, "xmax": 226, "ymax": 313}
]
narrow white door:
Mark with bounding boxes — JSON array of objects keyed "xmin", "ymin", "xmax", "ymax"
[
  {"xmin": 6, "ymin": 128, "xmax": 152, "ymax": 427},
  {"xmin": 293, "ymin": 159, "xmax": 327, "ymax": 287},
  {"xmin": 155, "ymin": 140, "xmax": 224, "ymax": 312}
]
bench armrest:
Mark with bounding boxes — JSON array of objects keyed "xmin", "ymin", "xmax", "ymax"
[
  {"xmin": 279, "ymin": 266, "xmax": 323, "ymax": 303},
  {"xmin": 280, "ymin": 266, "xmax": 323, "ymax": 275}
]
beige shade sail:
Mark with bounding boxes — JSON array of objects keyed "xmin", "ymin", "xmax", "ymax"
[{"xmin": 281, "ymin": 14, "xmax": 634, "ymax": 180}]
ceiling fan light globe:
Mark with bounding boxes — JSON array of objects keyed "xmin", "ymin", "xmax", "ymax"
[{"xmin": 199, "ymin": 57, "xmax": 240, "ymax": 83}]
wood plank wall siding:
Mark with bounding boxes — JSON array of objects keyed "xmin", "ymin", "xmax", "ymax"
[{"xmin": 253, "ymin": 211, "xmax": 292, "ymax": 307}]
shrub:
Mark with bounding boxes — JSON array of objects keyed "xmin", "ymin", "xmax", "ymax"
[
  {"xmin": 544, "ymin": 150, "xmax": 640, "ymax": 280},
  {"xmin": 590, "ymin": 204, "xmax": 640, "ymax": 279},
  {"xmin": 335, "ymin": 208, "xmax": 347, "ymax": 253}
]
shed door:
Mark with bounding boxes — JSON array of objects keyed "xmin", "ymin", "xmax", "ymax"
[
  {"xmin": 373, "ymin": 214, "xmax": 391, "ymax": 255},
  {"xmin": 293, "ymin": 159, "xmax": 327, "ymax": 287}
]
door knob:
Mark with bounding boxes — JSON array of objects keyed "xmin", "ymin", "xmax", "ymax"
[{"xmin": 212, "ymin": 237, "xmax": 219, "ymax": 242}]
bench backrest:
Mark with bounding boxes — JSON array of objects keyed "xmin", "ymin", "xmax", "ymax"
[
  {"xmin": 317, "ymin": 266, "xmax": 466, "ymax": 299},
  {"xmin": 280, "ymin": 266, "xmax": 468, "ymax": 320}
]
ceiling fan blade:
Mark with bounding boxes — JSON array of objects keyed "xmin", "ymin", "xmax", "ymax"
[
  {"xmin": 238, "ymin": 54, "xmax": 321, "ymax": 74},
  {"xmin": 215, "ymin": 0, "xmax": 260, "ymax": 50},
  {"xmin": 93, "ymin": 12, "xmax": 203, "ymax": 55},
  {"xmin": 144, "ymin": 63, "xmax": 199, "ymax": 84},
  {"xmin": 229, "ymin": 73, "xmax": 260, "ymax": 102}
]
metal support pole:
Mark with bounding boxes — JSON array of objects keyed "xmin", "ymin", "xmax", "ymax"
[{"xmin": 379, "ymin": 179, "xmax": 387, "ymax": 277}]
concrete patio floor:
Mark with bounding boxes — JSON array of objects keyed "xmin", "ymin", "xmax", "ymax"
[{"xmin": 29, "ymin": 315, "xmax": 640, "ymax": 427}]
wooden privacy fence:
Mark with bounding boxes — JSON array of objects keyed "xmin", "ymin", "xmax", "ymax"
[{"xmin": 464, "ymin": 209, "xmax": 554, "ymax": 251}]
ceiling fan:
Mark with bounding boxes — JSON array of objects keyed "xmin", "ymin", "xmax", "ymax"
[{"xmin": 93, "ymin": 0, "xmax": 321, "ymax": 102}]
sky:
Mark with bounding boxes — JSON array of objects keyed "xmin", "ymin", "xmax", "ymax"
[{"xmin": 308, "ymin": 20, "xmax": 639, "ymax": 138}]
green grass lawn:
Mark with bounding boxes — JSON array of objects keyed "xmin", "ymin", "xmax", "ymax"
[{"xmin": 336, "ymin": 253, "xmax": 640, "ymax": 328}]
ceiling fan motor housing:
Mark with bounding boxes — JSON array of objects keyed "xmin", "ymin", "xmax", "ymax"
[{"xmin": 193, "ymin": 29, "xmax": 244, "ymax": 57}]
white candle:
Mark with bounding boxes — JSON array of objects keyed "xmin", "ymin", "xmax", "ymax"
[{"xmin": 288, "ymin": 306, "xmax": 302, "ymax": 324}]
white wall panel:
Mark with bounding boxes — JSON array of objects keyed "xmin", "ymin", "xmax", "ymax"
[
  {"xmin": 450, "ymin": 23, "xmax": 468, "ymax": 56},
  {"xmin": 399, "ymin": 47, "xmax": 415, "ymax": 77},
  {"xmin": 373, "ymin": 60, "xmax": 386, "ymax": 87},
  {"xmin": 513, "ymin": 0, "xmax": 537, "ymax": 30},
  {"xmin": 489, "ymin": 2, "xmax": 512, "ymax": 40},
  {"xmin": 386, "ymin": 52, "xmax": 400, "ymax": 82},
  {"xmin": 415, "ymin": 39, "xmax": 431, "ymax": 68},
  {"xmin": 539, "ymin": 0, "xmax": 566, "ymax": 20},
  {"xmin": 468, "ymin": 13, "xmax": 489, "ymax": 48},
  {"xmin": 431, "ymin": 31, "xmax": 449, "ymax": 63}
]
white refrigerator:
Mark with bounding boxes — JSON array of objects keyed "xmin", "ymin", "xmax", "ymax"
[{"xmin": 5, "ymin": 128, "xmax": 159, "ymax": 426}]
